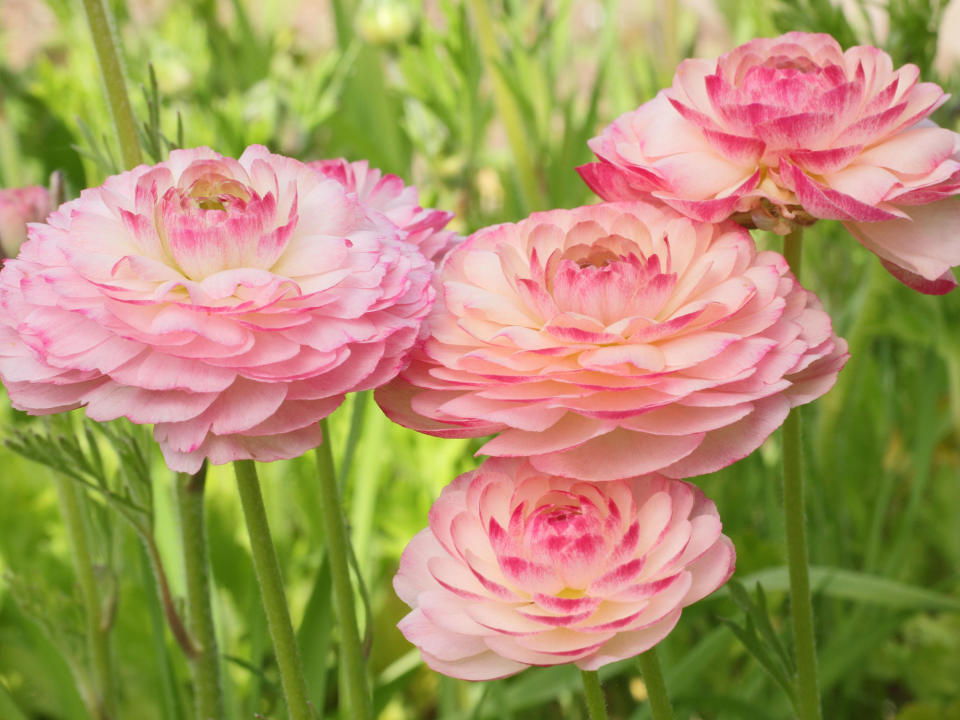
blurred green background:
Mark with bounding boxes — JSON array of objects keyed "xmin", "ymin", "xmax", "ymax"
[{"xmin": 1, "ymin": 0, "xmax": 959, "ymax": 718}]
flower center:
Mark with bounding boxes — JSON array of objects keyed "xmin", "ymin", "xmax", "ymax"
[
  {"xmin": 761, "ymin": 55, "xmax": 819, "ymax": 74},
  {"xmin": 149, "ymin": 162, "xmax": 296, "ymax": 280},
  {"xmin": 184, "ymin": 173, "xmax": 253, "ymax": 211}
]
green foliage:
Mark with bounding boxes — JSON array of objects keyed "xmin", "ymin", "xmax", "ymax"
[{"xmin": 721, "ymin": 581, "xmax": 797, "ymax": 709}]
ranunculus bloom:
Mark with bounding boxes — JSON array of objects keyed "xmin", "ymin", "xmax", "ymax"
[
  {"xmin": 578, "ymin": 31, "xmax": 960, "ymax": 294},
  {"xmin": 394, "ymin": 458, "xmax": 735, "ymax": 680},
  {"xmin": 0, "ymin": 146, "xmax": 437, "ymax": 472},
  {"xmin": 311, "ymin": 158, "xmax": 459, "ymax": 262},
  {"xmin": 376, "ymin": 202, "xmax": 847, "ymax": 482},
  {"xmin": 0, "ymin": 185, "xmax": 52, "ymax": 259}
]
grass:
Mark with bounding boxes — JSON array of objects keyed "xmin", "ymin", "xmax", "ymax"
[{"xmin": 1, "ymin": 0, "xmax": 959, "ymax": 718}]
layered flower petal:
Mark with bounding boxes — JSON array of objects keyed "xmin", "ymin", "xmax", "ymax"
[
  {"xmin": 377, "ymin": 202, "xmax": 847, "ymax": 482},
  {"xmin": 579, "ymin": 31, "xmax": 960, "ymax": 293},
  {"xmin": 0, "ymin": 146, "xmax": 443, "ymax": 471},
  {"xmin": 310, "ymin": 158, "xmax": 461, "ymax": 262},
  {"xmin": 0, "ymin": 185, "xmax": 52, "ymax": 259},
  {"xmin": 394, "ymin": 458, "xmax": 735, "ymax": 679}
]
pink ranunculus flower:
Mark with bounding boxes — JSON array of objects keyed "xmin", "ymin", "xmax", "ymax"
[
  {"xmin": 376, "ymin": 202, "xmax": 848, "ymax": 482},
  {"xmin": 0, "ymin": 146, "xmax": 437, "ymax": 472},
  {"xmin": 311, "ymin": 158, "xmax": 460, "ymax": 262},
  {"xmin": 578, "ymin": 31, "xmax": 960, "ymax": 294},
  {"xmin": 0, "ymin": 185, "xmax": 53, "ymax": 259},
  {"xmin": 394, "ymin": 457, "xmax": 736, "ymax": 680}
]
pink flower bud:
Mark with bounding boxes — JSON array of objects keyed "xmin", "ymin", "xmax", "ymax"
[{"xmin": 0, "ymin": 186, "xmax": 52, "ymax": 259}]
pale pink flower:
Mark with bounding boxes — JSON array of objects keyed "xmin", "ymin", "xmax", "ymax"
[
  {"xmin": 376, "ymin": 202, "xmax": 847, "ymax": 482},
  {"xmin": 578, "ymin": 31, "xmax": 960, "ymax": 294},
  {"xmin": 0, "ymin": 185, "xmax": 52, "ymax": 259},
  {"xmin": 311, "ymin": 158, "xmax": 460, "ymax": 262},
  {"xmin": 0, "ymin": 146, "xmax": 436, "ymax": 472},
  {"xmin": 394, "ymin": 457, "xmax": 736, "ymax": 680}
]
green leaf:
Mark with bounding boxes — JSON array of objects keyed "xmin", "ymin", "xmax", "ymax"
[
  {"xmin": 296, "ymin": 555, "xmax": 333, "ymax": 713},
  {"xmin": 728, "ymin": 566, "xmax": 960, "ymax": 612},
  {"xmin": 0, "ymin": 676, "xmax": 30, "ymax": 720}
]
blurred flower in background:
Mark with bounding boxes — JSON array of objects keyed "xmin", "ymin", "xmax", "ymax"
[
  {"xmin": 0, "ymin": 185, "xmax": 52, "ymax": 259},
  {"xmin": 312, "ymin": 158, "xmax": 460, "ymax": 262}
]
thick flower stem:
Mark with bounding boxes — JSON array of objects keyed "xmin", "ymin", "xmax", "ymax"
[
  {"xmin": 176, "ymin": 466, "xmax": 225, "ymax": 720},
  {"xmin": 55, "ymin": 474, "xmax": 117, "ymax": 720},
  {"xmin": 467, "ymin": 0, "xmax": 541, "ymax": 213},
  {"xmin": 316, "ymin": 419, "xmax": 372, "ymax": 720},
  {"xmin": 580, "ymin": 670, "xmax": 609, "ymax": 720},
  {"xmin": 79, "ymin": 0, "xmax": 142, "ymax": 169},
  {"xmin": 638, "ymin": 649, "xmax": 676, "ymax": 720},
  {"xmin": 782, "ymin": 228, "xmax": 823, "ymax": 720},
  {"xmin": 234, "ymin": 460, "xmax": 313, "ymax": 720}
]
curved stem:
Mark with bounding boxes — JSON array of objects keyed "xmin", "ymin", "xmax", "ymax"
[
  {"xmin": 234, "ymin": 461, "xmax": 313, "ymax": 720},
  {"xmin": 467, "ymin": 0, "xmax": 541, "ymax": 213},
  {"xmin": 782, "ymin": 228, "xmax": 823, "ymax": 720},
  {"xmin": 177, "ymin": 465, "xmax": 225, "ymax": 720},
  {"xmin": 638, "ymin": 648, "xmax": 676, "ymax": 720},
  {"xmin": 316, "ymin": 419, "xmax": 372, "ymax": 719},
  {"xmin": 79, "ymin": 0, "xmax": 142, "ymax": 169},
  {"xmin": 580, "ymin": 670, "xmax": 609, "ymax": 720},
  {"xmin": 55, "ymin": 475, "xmax": 117, "ymax": 720}
]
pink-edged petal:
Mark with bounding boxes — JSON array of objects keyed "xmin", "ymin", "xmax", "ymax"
[
  {"xmin": 575, "ymin": 609, "xmax": 681, "ymax": 671},
  {"xmin": 398, "ymin": 608, "xmax": 489, "ymax": 661},
  {"xmin": 682, "ymin": 536, "xmax": 737, "ymax": 605},
  {"xmin": 419, "ymin": 647, "xmax": 527, "ymax": 681},
  {"xmin": 659, "ymin": 395, "xmax": 792, "ymax": 479},
  {"xmin": 843, "ymin": 199, "xmax": 960, "ymax": 291},
  {"xmin": 576, "ymin": 162, "xmax": 658, "ymax": 201},
  {"xmin": 530, "ymin": 427, "xmax": 704, "ymax": 482},
  {"xmin": 779, "ymin": 160, "xmax": 901, "ymax": 221},
  {"xmin": 394, "ymin": 528, "xmax": 446, "ymax": 606},
  {"xmin": 418, "ymin": 647, "xmax": 527, "ymax": 681}
]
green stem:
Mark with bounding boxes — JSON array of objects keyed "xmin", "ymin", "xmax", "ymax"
[
  {"xmin": 55, "ymin": 475, "xmax": 117, "ymax": 720},
  {"xmin": 467, "ymin": 0, "xmax": 541, "ymax": 213},
  {"xmin": 79, "ymin": 0, "xmax": 142, "ymax": 169},
  {"xmin": 638, "ymin": 648, "xmax": 676, "ymax": 720},
  {"xmin": 580, "ymin": 670, "xmax": 609, "ymax": 720},
  {"xmin": 177, "ymin": 465, "xmax": 225, "ymax": 720},
  {"xmin": 234, "ymin": 460, "xmax": 313, "ymax": 720},
  {"xmin": 782, "ymin": 228, "xmax": 822, "ymax": 720},
  {"xmin": 316, "ymin": 419, "xmax": 372, "ymax": 720}
]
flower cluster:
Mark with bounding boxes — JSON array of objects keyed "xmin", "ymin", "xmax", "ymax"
[{"xmin": 3, "ymin": 28, "xmax": 954, "ymax": 688}]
